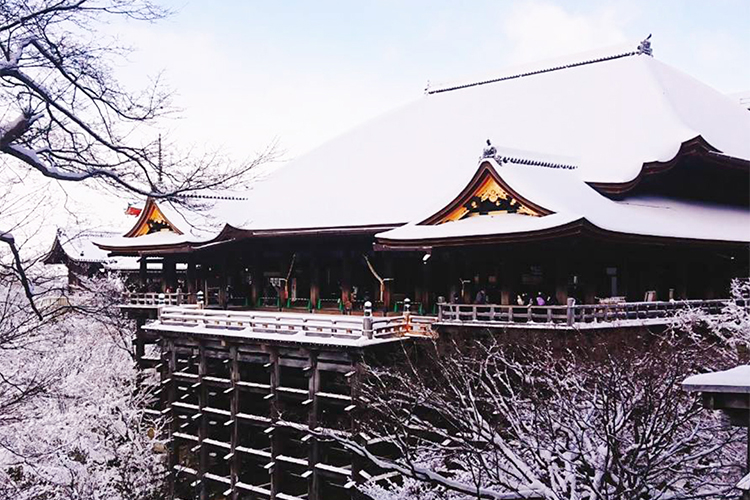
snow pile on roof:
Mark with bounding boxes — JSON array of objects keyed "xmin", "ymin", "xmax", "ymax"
[
  {"xmin": 95, "ymin": 191, "xmax": 248, "ymax": 250},
  {"xmin": 682, "ymin": 365, "xmax": 750, "ymax": 393},
  {"xmin": 377, "ymin": 158, "xmax": 750, "ymax": 244},
  {"xmin": 727, "ymin": 90, "xmax": 750, "ymax": 110},
  {"xmin": 54, "ymin": 229, "xmax": 119, "ymax": 263},
  {"xmin": 216, "ymin": 42, "xmax": 750, "ymax": 233}
]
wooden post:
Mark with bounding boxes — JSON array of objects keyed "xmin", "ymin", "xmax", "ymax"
[
  {"xmin": 251, "ymin": 252, "xmax": 263, "ymax": 309},
  {"xmin": 218, "ymin": 260, "xmax": 228, "ymax": 309},
  {"xmin": 363, "ymin": 301, "xmax": 373, "ymax": 338},
  {"xmin": 267, "ymin": 346, "xmax": 280, "ymax": 498},
  {"xmin": 566, "ymin": 297, "xmax": 575, "ymax": 326},
  {"xmin": 165, "ymin": 338, "xmax": 178, "ymax": 499},
  {"xmin": 163, "ymin": 256, "xmax": 177, "ymax": 291},
  {"xmin": 307, "ymin": 350, "xmax": 320, "ymax": 499},
  {"xmin": 139, "ymin": 256, "xmax": 147, "ymax": 287},
  {"xmin": 310, "ymin": 255, "xmax": 320, "ymax": 312},
  {"xmin": 197, "ymin": 341, "xmax": 207, "ymax": 500},
  {"xmin": 229, "ymin": 345, "xmax": 239, "ymax": 500},
  {"xmin": 340, "ymin": 251, "xmax": 352, "ymax": 305},
  {"xmin": 186, "ymin": 257, "xmax": 196, "ymax": 296}
]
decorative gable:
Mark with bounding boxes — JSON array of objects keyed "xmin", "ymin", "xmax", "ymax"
[
  {"xmin": 123, "ymin": 198, "xmax": 182, "ymax": 237},
  {"xmin": 421, "ymin": 160, "xmax": 552, "ymax": 225}
]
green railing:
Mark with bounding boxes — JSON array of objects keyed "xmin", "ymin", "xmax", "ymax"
[{"xmin": 316, "ymin": 298, "xmax": 343, "ymax": 311}]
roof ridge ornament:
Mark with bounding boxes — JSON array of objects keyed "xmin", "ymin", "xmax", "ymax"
[
  {"xmin": 479, "ymin": 141, "xmax": 578, "ymax": 170},
  {"xmin": 637, "ymin": 34, "xmax": 653, "ymax": 56},
  {"xmin": 482, "ymin": 139, "xmax": 497, "ymax": 158}
]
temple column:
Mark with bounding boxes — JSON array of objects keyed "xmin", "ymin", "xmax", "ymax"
[
  {"xmin": 340, "ymin": 251, "xmax": 352, "ymax": 305},
  {"xmin": 310, "ymin": 254, "xmax": 320, "ymax": 311},
  {"xmin": 162, "ymin": 256, "xmax": 177, "ymax": 292},
  {"xmin": 421, "ymin": 257, "xmax": 431, "ymax": 314},
  {"xmin": 139, "ymin": 255, "xmax": 147, "ymax": 287},
  {"xmin": 218, "ymin": 259, "xmax": 228, "ymax": 308},
  {"xmin": 186, "ymin": 256, "xmax": 196, "ymax": 296},
  {"xmin": 383, "ymin": 254, "xmax": 394, "ymax": 312},
  {"xmin": 250, "ymin": 251, "xmax": 264, "ymax": 308},
  {"xmin": 554, "ymin": 257, "xmax": 568, "ymax": 305}
]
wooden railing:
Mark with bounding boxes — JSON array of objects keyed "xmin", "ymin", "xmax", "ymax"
[
  {"xmin": 437, "ymin": 299, "xmax": 741, "ymax": 327},
  {"xmin": 150, "ymin": 302, "xmax": 431, "ymax": 342},
  {"xmin": 123, "ymin": 292, "xmax": 193, "ymax": 306}
]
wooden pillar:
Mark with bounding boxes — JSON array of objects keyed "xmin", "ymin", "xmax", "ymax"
[
  {"xmin": 499, "ymin": 257, "xmax": 511, "ymax": 305},
  {"xmin": 267, "ymin": 346, "xmax": 281, "ymax": 498},
  {"xmin": 186, "ymin": 256, "xmax": 196, "ymax": 296},
  {"xmin": 310, "ymin": 254, "xmax": 320, "ymax": 310},
  {"xmin": 421, "ymin": 257, "xmax": 431, "ymax": 313},
  {"xmin": 197, "ymin": 341, "xmax": 208, "ymax": 500},
  {"xmin": 134, "ymin": 317, "xmax": 146, "ymax": 368},
  {"xmin": 554, "ymin": 258, "xmax": 568, "ymax": 305},
  {"xmin": 340, "ymin": 251, "xmax": 352, "ymax": 304},
  {"xmin": 218, "ymin": 259, "xmax": 228, "ymax": 308},
  {"xmin": 162, "ymin": 256, "xmax": 177, "ymax": 291},
  {"xmin": 307, "ymin": 350, "xmax": 320, "ymax": 499},
  {"xmin": 229, "ymin": 345, "xmax": 239, "ymax": 499},
  {"xmin": 251, "ymin": 252, "xmax": 264, "ymax": 308},
  {"xmin": 383, "ymin": 255, "xmax": 394, "ymax": 312},
  {"xmin": 164, "ymin": 338, "xmax": 178, "ymax": 499},
  {"xmin": 139, "ymin": 256, "xmax": 147, "ymax": 287},
  {"xmin": 582, "ymin": 259, "xmax": 597, "ymax": 305}
]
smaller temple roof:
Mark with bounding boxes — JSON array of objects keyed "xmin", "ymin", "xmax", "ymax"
[
  {"xmin": 94, "ymin": 193, "xmax": 247, "ymax": 254},
  {"xmin": 44, "ymin": 229, "xmax": 120, "ymax": 264},
  {"xmin": 682, "ymin": 365, "xmax": 750, "ymax": 394}
]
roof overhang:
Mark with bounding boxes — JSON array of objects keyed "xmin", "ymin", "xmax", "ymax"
[
  {"xmin": 376, "ymin": 218, "xmax": 750, "ymax": 250},
  {"xmin": 588, "ymin": 136, "xmax": 750, "ymax": 197}
]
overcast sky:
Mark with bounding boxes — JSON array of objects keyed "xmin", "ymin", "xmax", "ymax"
[{"xmin": 115, "ymin": 0, "xmax": 750, "ymax": 161}]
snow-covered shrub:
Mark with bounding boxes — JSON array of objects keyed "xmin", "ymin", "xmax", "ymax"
[
  {"xmin": 0, "ymin": 282, "xmax": 166, "ymax": 500},
  {"xmin": 352, "ymin": 329, "xmax": 744, "ymax": 500},
  {"xmin": 671, "ymin": 278, "xmax": 750, "ymax": 358}
]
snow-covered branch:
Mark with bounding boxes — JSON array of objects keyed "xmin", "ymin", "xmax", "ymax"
[{"xmin": 350, "ymin": 333, "xmax": 744, "ymax": 499}]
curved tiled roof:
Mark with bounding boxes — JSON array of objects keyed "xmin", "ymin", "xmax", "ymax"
[{"xmin": 216, "ymin": 41, "xmax": 749, "ymax": 234}]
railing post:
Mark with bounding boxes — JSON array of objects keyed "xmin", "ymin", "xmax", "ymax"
[
  {"xmin": 403, "ymin": 298, "xmax": 411, "ymax": 331},
  {"xmin": 157, "ymin": 293, "xmax": 165, "ymax": 320},
  {"xmin": 437, "ymin": 296, "xmax": 445, "ymax": 322},
  {"xmin": 197, "ymin": 290, "xmax": 204, "ymax": 309},
  {"xmin": 566, "ymin": 298, "xmax": 575, "ymax": 326},
  {"xmin": 363, "ymin": 301, "xmax": 373, "ymax": 339}
]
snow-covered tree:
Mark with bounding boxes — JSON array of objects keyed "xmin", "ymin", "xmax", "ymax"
[
  {"xmin": 671, "ymin": 278, "xmax": 750, "ymax": 358},
  {"xmin": 0, "ymin": 278, "xmax": 166, "ymax": 499},
  {"xmin": 340, "ymin": 330, "xmax": 745, "ymax": 500},
  {"xmin": 0, "ymin": 0, "xmax": 276, "ymax": 314}
]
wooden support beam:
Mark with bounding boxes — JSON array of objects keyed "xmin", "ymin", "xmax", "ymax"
[
  {"xmin": 307, "ymin": 350, "xmax": 320, "ymax": 500},
  {"xmin": 229, "ymin": 345, "xmax": 239, "ymax": 500},
  {"xmin": 310, "ymin": 255, "xmax": 320, "ymax": 311},
  {"xmin": 198, "ymin": 341, "xmax": 208, "ymax": 500}
]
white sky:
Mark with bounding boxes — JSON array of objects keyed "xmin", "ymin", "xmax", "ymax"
[
  {"xmin": 10, "ymin": 0, "xmax": 750, "ymax": 255},
  {"xmin": 113, "ymin": 0, "xmax": 750, "ymax": 161}
]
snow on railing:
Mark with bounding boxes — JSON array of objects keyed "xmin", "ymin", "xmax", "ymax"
[
  {"xmin": 149, "ymin": 300, "xmax": 433, "ymax": 342},
  {"xmin": 437, "ymin": 298, "xmax": 738, "ymax": 327},
  {"xmin": 122, "ymin": 292, "xmax": 193, "ymax": 307}
]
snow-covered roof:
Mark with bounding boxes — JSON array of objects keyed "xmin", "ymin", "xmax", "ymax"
[
  {"xmin": 94, "ymin": 192, "xmax": 247, "ymax": 251},
  {"xmin": 727, "ymin": 90, "xmax": 750, "ymax": 110},
  {"xmin": 46, "ymin": 229, "xmax": 119, "ymax": 263},
  {"xmin": 213, "ymin": 40, "xmax": 749, "ymax": 234},
  {"xmin": 682, "ymin": 365, "xmax": 750, "ymax": 394},
  {"xmin": 376, "ymin": 158, "xmax": 750, "ymax": 245}
]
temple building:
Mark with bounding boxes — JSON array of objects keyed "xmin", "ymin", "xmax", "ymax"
[{"xmin": 96, "ymin": 40, "xmax": 750, "ymax": 313}]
